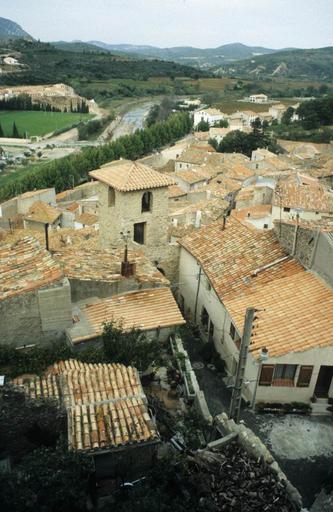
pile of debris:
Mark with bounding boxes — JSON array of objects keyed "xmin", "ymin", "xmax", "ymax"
[{"xmin": 186, "ymin": 443, "xmax": 297, "ymax": 511}]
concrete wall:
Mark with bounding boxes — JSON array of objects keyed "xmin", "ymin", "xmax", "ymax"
[
  {"xmin": 312, "ymin": 232, "xmax": 333, "ymax": 288},
  {"xmin": 17, "ymin": 189, "xmax": 56, "ymax": 214},
  {"xmin": 0, "ymin": 197, "xmax": 17, "ymax": 218},
  {"xmin": 0, "ymin": 278, "xmax": 72, "ymax": 347},
  {"xmin": 69, "ymin": 276, "xmax": 162, "ymax": 302},
  {"xmin": 272, "ymin": 204, "xmax": 333, "ymax": 223}
]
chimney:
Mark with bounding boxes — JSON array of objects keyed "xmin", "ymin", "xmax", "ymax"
[{"xmin": 121, "ymin": 243, "xmax": 136, "ymax": 277}]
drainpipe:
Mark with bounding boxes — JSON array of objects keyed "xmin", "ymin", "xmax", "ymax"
[
  {"xmin": 194, "ymin": 266, "xmax": 202, "ymax": 323},
  {"xmin": 291, "ymin": 216, "xmax": 299, "ymax": 256}
]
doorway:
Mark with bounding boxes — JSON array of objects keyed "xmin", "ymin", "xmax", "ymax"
[
  {"xmin": 134, "ymin": 222, "xmax": 146, "ymax": 245},
  {"xmin": 314, "ymin": 366, "xmax": 333, "ymax": 398}
]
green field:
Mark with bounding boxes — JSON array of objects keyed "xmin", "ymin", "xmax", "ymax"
[{"xmin": 0, "ymin": 111, "xmax": 92, "ymax": 138}]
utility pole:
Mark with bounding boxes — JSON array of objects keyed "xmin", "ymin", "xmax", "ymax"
[{"xmin": 229, "ymin": 307, "xmax": 256, "ymax": 423}]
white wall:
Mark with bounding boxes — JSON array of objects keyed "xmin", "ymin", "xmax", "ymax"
[{"xmin": 179, "ymin": 247, "xmax": 333, "ymax": 405}]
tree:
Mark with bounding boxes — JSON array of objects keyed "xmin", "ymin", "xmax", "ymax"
[
  {"xmin": 0, "ymin": 122, "xmax": 4, "ymax": 137},
  {"xmin": 12, "ymin": 121, "xmax": 20, "ymax": 138},
  {"xmin": 103, "ymin": 322, "xmax": 161, "ymax": 371},
  {"xmin": 281, "ymin": 107, "xmax": 295, "ymax": 125},
  {"xmin": 0, "ymin": 444, "xmax": 93, "ymax": 512},
  {"xmin": 195, "ymin": 119, "xmax": 210, "ymax": 132}
]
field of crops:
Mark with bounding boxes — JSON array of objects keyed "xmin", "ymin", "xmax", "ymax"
[{"xmin": 0, "ymin": 111, "xmax": 91, "ymax": 138}]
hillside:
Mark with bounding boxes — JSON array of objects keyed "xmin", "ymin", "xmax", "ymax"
[
  {"xmin": 88, "ymin": 41, "xmax": 290, "ymax": 68},
  {"xmin": 52, "ymin": 40, "xmax": 110, "ymax": 54},
  {"xmin": 221, "ymin": 47, "xmax": 333, "ymax": 80},
  {"xmin": 0, "ymin": 39, "xmax": 205, "ymax": 88},
  {"xmin": 0, "ymin": 16, "xmax": 32, "ymax": 40}
]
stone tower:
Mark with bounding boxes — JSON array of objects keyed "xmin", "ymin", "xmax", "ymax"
[{"xmin": 90, "ymin": 160, "xmax": 176, "ymax": 270}]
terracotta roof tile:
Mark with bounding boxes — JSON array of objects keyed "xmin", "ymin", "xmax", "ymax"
[
  {"xmin": 0, "ymin": 236, "xmax": 64, "ymax": 301},
  {"xmin": 223, "ymin": 260, "xmax": 333, "ymax": 357},
  {"xmin": 273, "ymin": 173, "xmax": 333, "ymax": 212},
  {"xmin": 13, "ymin": 360, "xmax": 158, "ymax": 452},
  {"xmin": 75, "ymin": 212, "xmax": 98, "ymax": 226},
  {"xmin": 179, "ymin": 217, "xmax": 286, "ymax": 299},
  {"xmin": 68, "ymin": 287, "xmax": 185, "ymax": 344},
  {"xmin": 24, "ymin": 201, "xmax": 61, "ymax": 224},
  {"xmin": 89, "ymin": 159, "xmax": 176, "ymax": 191}
]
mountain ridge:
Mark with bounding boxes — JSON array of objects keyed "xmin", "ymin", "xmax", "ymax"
[{"xmin": 0, "ymin": 16, "xmax": 33, "ymax": 40}]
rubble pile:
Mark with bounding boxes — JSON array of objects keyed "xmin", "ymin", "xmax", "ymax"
[{"xmin": 187, "ymin": 443, "xmax": 297, "ymax": 511}]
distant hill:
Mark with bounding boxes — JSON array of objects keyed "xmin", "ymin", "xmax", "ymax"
[
  {"xmin": 0, "ymin": 39, "xmax": 206, "ymax": 88},
  {"xmin": 0, "ymin": 16, "xmax": 32, "ymax": 40},
  {"xmin": 52, "ymin": 40, "xmax": 110, "ymax": 54},
  {"xmin": 88, "ymin": 41, "xmax": 292, "ymax": 68},
  {"xmin": 221, "ymin": 47, "xmax": 333, "ymax": 80}
]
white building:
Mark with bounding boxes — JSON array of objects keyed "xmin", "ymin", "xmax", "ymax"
[
  {"xmin": 194, "ymin": 108, "xmax": 225, "ymax": 127},
  {"xmin": 249, "ymin": 94, "xmax": 268, "ymax": 104},
  {"xmin": 178, "ymin": 218, "xmax": 333, "ymax": 406}
]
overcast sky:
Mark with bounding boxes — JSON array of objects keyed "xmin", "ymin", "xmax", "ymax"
[{"xmin": 2, "ymin": 0, "xmax": 333, "ymax": 48}]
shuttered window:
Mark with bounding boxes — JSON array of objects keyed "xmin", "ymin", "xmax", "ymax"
[
  {"xmin": 297, "ymin": 366, "xmax": 313, "ymax": 387},
  {"xmin": 259, "ymin": 364, "xmax": 274, "ymax": 386}
]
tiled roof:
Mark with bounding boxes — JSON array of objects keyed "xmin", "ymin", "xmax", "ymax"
[
  {"xmin": 174, "ymin": 170, "xmax": 207, "ymax": 185},
  {"xmin": 75, "ymin": 212, "xmax": 98, "ymax": 226},
  {"xmin": 13, "ymin": 359, "xmax": 159, "ymax": 452},
  {"xmin": 0, "ymin": 236, "xmax": 64, "ymax": 301},
  {"xmin": 179, "ymin": 218, "xmax": 286, "ymax": 299},
  {"xmin": 224, "ymin": 260, "xmax": 333, "ymax": 357},
  {"xmin": 168, "ymin": 185, "xmax": 187, "ymax": 198},
  {"xmin": 273, "ymin": 173, "xmax": 333, "ymax": 212},
  {"xmin": 224, "ymin": 164, "xmax": 254, "ymax": 181},
  {"xmin": 176, "ymin": 147, "xmax": 210, "ymax": 165},
  {"xmin": 232, "ymin": 205, "xmax": 272, "ymax": 224},
  {"xmin": 53, "ymin": 246, "xmax": 168, "ymax": 286},
  {"xmin": 24, "ymin": 201, "xmax": 61, "ymax": 224},
  {"xmin": 68, "ymin": 288, "xmax": 185, "ymax": 344},
  {"xmin": 89, "ymin": 159, "xmax": 176, "ymax": 191}
]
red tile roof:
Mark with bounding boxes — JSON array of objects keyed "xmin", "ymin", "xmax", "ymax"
[
  {"xmin": 90, "ymin": 160, "xmax": 176, "ymax": 191},
  {"xmin": 13, "ymin": 359, "xmax": 159, "ymax": 452},
  {"xmin": 0, "ymin": 236, "xmax": 64, "ymax": 301}
]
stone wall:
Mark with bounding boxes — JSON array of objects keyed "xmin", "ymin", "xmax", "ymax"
[
  {"xmin": 274, "ymin": 221, "xmax": 333, "ymax": 287},
  {"xmin": 274, "ymin": 221, "xmax": 315, "ymax": 268}
]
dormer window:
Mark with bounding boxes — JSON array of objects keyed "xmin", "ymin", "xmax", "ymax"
[{"xmin": 142, "ymin": 191, "xmax": 152, "ymax": 212}]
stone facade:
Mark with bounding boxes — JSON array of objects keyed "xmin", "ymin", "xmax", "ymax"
[
  {"xmin": 98, "ymin": 181, "xmax": 180, "ymax": 280},
  {"xmin": 0, "ymin": 278, "xmax": 72, "ymax": 347}
]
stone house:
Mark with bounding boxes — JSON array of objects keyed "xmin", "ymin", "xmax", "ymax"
[
  {"xmin": 177, "ymin": 218, "xmax": 333, "ymax": 407},
  {"xmin": 23, "ymin": 201, "xmax": 62, "ymax": 231},
  {"xmin": 272, "ymin": 173, "xmax": 333, "ymax": 223},
  {"xmin": 89, "ymin": 159, "xmax": 179, "ymax": 279},
  {"xmin": 0, "ymin": 236, "xmax": 72, "ymax": 347},
  {"xmin": 13, "ymin": 359, "xmax": 160, "ymax": 479}
]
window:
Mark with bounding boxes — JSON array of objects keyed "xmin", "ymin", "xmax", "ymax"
[
  {"xmin": 263, "ymin": 223, "xmax": 268, "ymax": 229},
  {"xmin": 133, "ymin": 222, "xmax": 146, "ymax": 245},
  {"xmin": 108, "ymin": 187, "xmax": 115, "ymax": 207},
  {"xmin": 272, "ymin": 364, "xmax": 297, "ymax": 386},
  {"xmin": 297, "ymin": 365, "xmax": 313, "ymax": 387},
  {"xmin": 229, "ymin": 322, "xmax": 236, "ymax": 340},
  {"xmin": 206, "ymin": 280, "xmax": 212, "ymax": 291},
  {"xmin": 141, "ymin": 191, "xmax": 152, "ymax": 212},
  {"xmin": 259, "ymin": 364, "xmax": 274, "ymax": 386},
  {"xmin": 208, "ymin": 320, "xmax": 214, "ymax": 341},
  {"xmin": 201, "ymin": 307, "xmax": 209, "ymax": 330},
  {"xmin": 179, "ymin": 294, "xmax": 185, "ymax": 313},
  {"xmin": 283, "ymin": 207, "xmax": 290, "ymax": 212}
]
